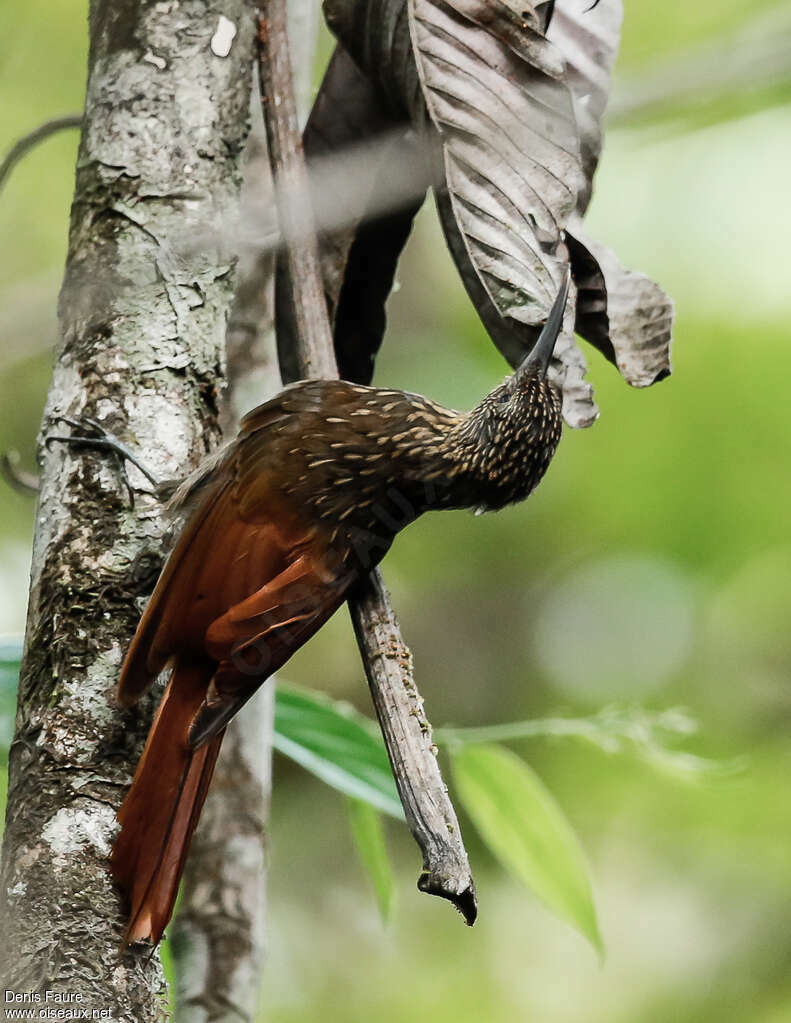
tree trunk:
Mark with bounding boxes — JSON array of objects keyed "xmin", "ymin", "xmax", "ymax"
[{"xmin": 0, "ymin": 1, "xmax": 257, "ymax": 1017}]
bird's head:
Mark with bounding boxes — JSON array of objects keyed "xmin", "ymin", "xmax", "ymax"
[{"xmin": 456, "ymin": 268, "xmax": 568, "ymax": 510}]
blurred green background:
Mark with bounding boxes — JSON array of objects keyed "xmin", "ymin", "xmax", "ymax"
[{"xmin": 2, "ymin": 1, "xmax": 791, "ymax": 1020}]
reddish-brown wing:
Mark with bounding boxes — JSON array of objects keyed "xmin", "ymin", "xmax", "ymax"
[{"xmin": 118, "ymin": 383, "xmax": 359, "ymax": 741}]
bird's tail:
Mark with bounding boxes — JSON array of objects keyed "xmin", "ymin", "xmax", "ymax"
[{"xmin": 110, "ymin": 659, "xmax": 223, "ymax": 947}]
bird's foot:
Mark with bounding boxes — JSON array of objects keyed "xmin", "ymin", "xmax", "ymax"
[{"xmin": 45, "ymin": 416, "xmax": 159, "ymax": 508}]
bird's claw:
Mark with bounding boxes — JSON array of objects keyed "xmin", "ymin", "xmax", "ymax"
[{"xmin": 45, "ymin": 415, "xmax": 159, "ymax": 508}]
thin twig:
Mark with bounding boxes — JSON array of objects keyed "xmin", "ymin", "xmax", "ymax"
[
  {"xmin": 351, "ymin": 575, "xmax": 477, "ymax": 921},
  {"xmin": 0, "ymin": 115, "xmax": 82, "ymax": 194},
  {"xmin": 257, "ymin": 1, "xmax": 477, "ymax": 922},
  {"xmin": 258, "ymin": 9, "xmax": 336, "ymax": 380},
  {"xmin": 0, "ymin": 451, "xmax": 40, "ymax": 495},
  {"xmin": 608, "ymin": 7, "xmax": 791, "ymax": 127}
]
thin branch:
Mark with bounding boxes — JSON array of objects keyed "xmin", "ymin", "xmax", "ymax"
[
  {"xmin": 258, "ymin": 8, "xmax": 337, "ymax": 379},
  {"xmin": 0, "ymin": 451, "xmax": 39, "ymax": 495},
  {"xmin": 0, "ymin": 115, "xmax": 81, "ymax": 193},
  {"xmin": 608, "ymin": 7, "xmax": 791, "ymax": 128},
  {"xmin": 258, "ymin": 0, "xmax": 477, "ymax": 922},
  {"xmin": 436, "ymin": 706, "xmax": 744, "ymax": 779},
  {"xmin": 351, "ymin": 575, "xmax": 477, "ymax": 921}
]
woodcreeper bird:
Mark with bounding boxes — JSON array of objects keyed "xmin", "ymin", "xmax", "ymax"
[{"xmin": 108, "ymin": 270, "xmax": 569, "ymax": 947}]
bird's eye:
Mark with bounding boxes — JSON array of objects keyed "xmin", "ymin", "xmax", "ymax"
[{"xmin": 496, "ymin": 391, "xmax": 510, "ymax": 405}]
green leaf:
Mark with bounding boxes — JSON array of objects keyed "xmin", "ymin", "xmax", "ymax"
[
  {"xmin": 274, "ymin": 682, "xmax": 403, "ymax": 820},
  {"xmin": 159, "ymin": 934, "xmax": 177, "ymax": 1014},
  {"xmin": 0, "ymin": 634, "xmax": 23, "ymax": 689},
  {"xmin": 0, "ymin": 636, "xmax": 23, "ymax": 764},
  {"xmin": 451, "ymin": 743, "xmax": 603, "ymax": 956},
  {"xmin": 0, "ymin": 766, "xmax": 7, "ymax": 840},
  {"xmin": 347, "ymin": 797, "xmax": 396, "ymax": 922}
]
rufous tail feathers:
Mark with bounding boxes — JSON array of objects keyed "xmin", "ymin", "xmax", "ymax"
[{"xmin": 110, "ymin": 660, "xmax": 223, "ymax": 947}]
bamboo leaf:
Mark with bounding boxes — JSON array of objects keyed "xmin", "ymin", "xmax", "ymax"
[
  {"xmin": 0, "ymin": 636, "xmax": 23, "ymax": 759},
  {"xmin": 274, "ymin": 682, "xmax": 403, "ymax": 819},
  {"xmin": 451, "ymin": 742, "xmax": 602, "ymax": 955},
  {"xmin": 347, "ymin": 797, "xmax": 396, "ymax": 921}
]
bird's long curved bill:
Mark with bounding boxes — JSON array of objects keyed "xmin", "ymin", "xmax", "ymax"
[{"xmin": 519, "ymin": 266, "xmax": 571, "ymax": 378}]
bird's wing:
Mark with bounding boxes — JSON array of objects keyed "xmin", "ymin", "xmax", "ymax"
[
  {"xmin": 118, "ymin": 382, "xmax": 357, "ymax": 716},
  {"xmin": 189, "ymin": 548, "xmax": 353, "ymax": 745}
]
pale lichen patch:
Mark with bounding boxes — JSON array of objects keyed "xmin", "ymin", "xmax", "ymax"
[
  {"xmin": 42, "ymin": 803, "xmax": 115, "ymax": 862},
  {"xmin": 143, "ymin": 49, "xmax": 167, "ymax": 70},
  {"xmin": 16, "ymin": 844, "xmax": 41, "ymax": 871},
  {"xmin": 44, "ymin": 721, "xmax": 98, "ymax": 764},
  {"xmin": 211, "ymin": 16, "xmax": 237, "ymax": 57},
  {"xmin": 62, "ymin": 645, "xmax": 122, "ymax": 729},
  {"xmin": 125, "ymin": 390, "xmax": 194, "ymax": 476},
  {"xmin": 111, "ymin": 965, "xmax": 129, "ymax": 997}
]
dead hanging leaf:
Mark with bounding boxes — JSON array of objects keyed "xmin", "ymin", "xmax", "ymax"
[
  {"xmin": 323, "ymin": 0, "xmax": 604, "ymax": 424},
  {"xmin": 302, "ymin": 44, "xmax": 397, "ymax": 287},
  {"xmin": 409, "ymin": 0, "xmax": 605, "ymax": 425},
  {"xmin": 407, "ymin": 0, "xmax": 583, "ymax": 306},
  {"xmin": 319, "ymin": 0, "xmax": 674, "ymax": 423},
  {"xmin": 333, "ymin": 130, "xmax": 427, "ymax": 384},
  {"xmin": 546, "ymin": 0, "xmax": 623, "ymax": 214},
  {"xmin": 277, "ymin": 40, "xmax": 433, "ymax": 385},
  {"xmin": 437, "ymin": 190, "xmax": 597, "ymax": 427},
  {"xmin": 568, "ymin": 222, "xmax": 674, "ymax": 386},
  {"xmin": 546, "ymin": 0, "xmax": 674, "ymax": 382},
  {"xmin": 281, "ymin": 35, "xmax": 432, "ymax": 388},
  {"xmin": 323, "ymin": 0, "xmax": 422, "ymax": 119},
  {"xmin": 300, "ymin": 43, "xmax": 402, "ymax": 326}
]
